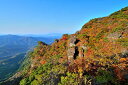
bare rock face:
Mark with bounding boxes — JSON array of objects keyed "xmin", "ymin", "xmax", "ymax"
[
  {"xmin": 54, "ymin": 39, "xmax": 59, "ymax": 43},
  {"xmin": 67, "ymin": 35, "xmax": 88, "ymax": 62},
  {"xmin": 79, "ymin": 46, "xmax": 87, "ymax": 58},
  {"xmin": 81, "ymin": 45, "xmax": 87, "ymax": 50},
  {"xmin": 79, "ymin": 48, "xmax": 84, "ymax": 58},
  {"xmin": 67, "ymin": 47, "xmax": 76, "ymax": 60},
  {"xmin": 67, "ymin": 35, "xmax": 77, "ymax": 62},
  {"xmin": 69, "ymin": 35, "xmax": 77, "ymax": 47},
  {"xmin": 107, "ymin": 28, "xmax": 128, "ymax": 40},
  {"xmin": 107, "ymin": 32, "xmax": 123, "ymax": 39},
  {"xmin": 120, "ymin": 49, "xmax": 128, "ymax": 58},
  {"xmin": 107, "ymin": 29, "xmax": 128, "ymax": 58}
]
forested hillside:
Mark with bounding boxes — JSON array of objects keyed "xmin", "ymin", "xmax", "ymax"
[
  {"xmin": 4, "ymin": 7, "xmax": 128, "ymax": 85},
  {"xmin": 0, "ymin": 35, "xmax": 57, "ymax": 83},
  {"xmin": 0, "ymin": 53, "xmax": 25, "ymax": 81}
]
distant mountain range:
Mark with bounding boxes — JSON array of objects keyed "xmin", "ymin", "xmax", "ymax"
[
  {"xmin": 0, "ymin": 34, "xmax": 59, "ymax": 58},
  {"xmin": 0, "ymin": 34, "xmax": 60, "ymax": 81},
  {"xmin": 21, "ymin": 33, "xmax": 63, "ymax": 38}
]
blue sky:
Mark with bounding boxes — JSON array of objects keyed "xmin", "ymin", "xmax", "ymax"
[{"xmin": 0, "ymin": 0, "xmax": 127, "ymax": 34}]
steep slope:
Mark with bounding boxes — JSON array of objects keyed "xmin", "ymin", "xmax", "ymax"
[
  {"xmin": 0, "ymin": 53, "xmax": 25, "ymax": 81},
  {"xmin": 12, "ymin": 7, "xmax": 128, "ymax": 85},
  {"xmin": 0, "ymin": 35, "xmax": 57, "ymax": 83}
]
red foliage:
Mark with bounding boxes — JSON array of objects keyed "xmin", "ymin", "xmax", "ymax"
[
  {"xmin": 61, "ymin": 36, "xmax": 67, "ymax": 40},
  {"xmin": 114, "ymin": 66, "xmax": 124, "ymax": 80}
]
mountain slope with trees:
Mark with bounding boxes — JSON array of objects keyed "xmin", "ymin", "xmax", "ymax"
[
  {"xmin": 4, "ymin": 7, "xmax": 128, "ymax": 85},
  {"xmin": 0, "ymin": 35, "xmax": 57, "ymax": 83}
]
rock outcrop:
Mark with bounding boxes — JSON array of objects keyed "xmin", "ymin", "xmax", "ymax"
[{"xmin": 67, "ymin": 35, "xmax": 77, "ymax": 62}]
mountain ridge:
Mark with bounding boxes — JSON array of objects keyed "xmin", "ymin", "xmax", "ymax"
[{"xmin": 2, "ymin": 7, "xmax": 128, "ymax": 85}]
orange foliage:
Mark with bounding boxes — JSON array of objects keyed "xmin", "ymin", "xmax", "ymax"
[
  {"xmin": 40, "ymin": 60, "xmax": 46, "ymax": 64},
  {"xmin": 85, "ymin": 48, "xmax": 94, "ymax": 57},
  {"xmin": 119, "ymin": 58, "xmax": 128, "ymax": 63}
]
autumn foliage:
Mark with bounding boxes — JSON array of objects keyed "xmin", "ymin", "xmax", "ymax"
[{"xmin": 20, "ymin": 7, "xmax": 128, "ymax": 85}]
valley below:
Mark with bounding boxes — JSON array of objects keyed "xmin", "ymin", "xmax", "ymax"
[
  {"xmin": 0, "ymin": 35, "xmax": 59, "ymax": 83},
  {"xmin": 0, "ymin": 53, "xmax": 25, "ymax": 82}
]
